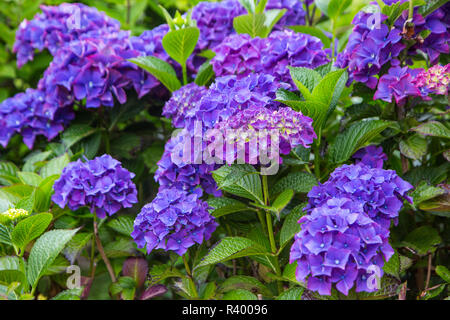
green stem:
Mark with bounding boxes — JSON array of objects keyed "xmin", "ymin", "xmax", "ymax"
[
  {"xmin": 262, "ymin": 175, "xmax": 282, "ymax": 294},
  {"xmin": 93, "ymin": 217, "xmax": 116, "ymax": 283},
  {"xmin": 182, "ymin": 63, "xmax": 188, "ymax": 86},
  {"xmin": 331, "ymin": 18, "xmax": 337, "ymax": 59},
  {"xmin": 314, "ymin": 142, "xmax": 320, "ymax": 180},
  {"xmin": 408, "ymin": 0, "xmax": 414, "ymax": 21},
  {"xmin": 183, "ymin": 254, "xmax": 199, "ymax": 299}
]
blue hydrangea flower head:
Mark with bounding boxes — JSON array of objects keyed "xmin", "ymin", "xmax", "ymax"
[
  {"xmin": 52, "ymin": 154, "xmax": 138, "ymax": 218},
  {"xmin": 131, "ymin": 187, "xmax": 218, "ymax": 256}
]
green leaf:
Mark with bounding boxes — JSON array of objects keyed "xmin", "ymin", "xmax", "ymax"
[
  {"xmin": 63, "ymin": 232, "xmax": 92, "ymax": 264},
  {"xmin": 311, "ymin": 68, "xmax": 347, "ymax": 119},
  {"xmin": 0, "ymin": 162, "xmax": 20, "ymax": 186},
  {"xmin": 162, "ymin": 27, "xmax": 200, "ymax": 66},
  {"xmin": 104, "ymin": 238, "xmax": 135, "ymax": 258},
  {"xmin": 288, "ymin": 66, "xmax": 322, "ymax": 98},
  {"xmin": 207, "ymin": 197, "xmax": 249, "ymax": 218},
  {"xmin": 327, "ymin": 0, "xmax": 352, "ymax": 19},
  {"xmin": 212, "ymin": 165, "xmax": 263, "ymax": 204},
  {"xmin": 220, "ymin": 275, "xmax": 272, "ymax": 297},
  {"xmin": 233, "ymin": 13, "xmax": 267, "ymax": 38},
  {"xmin": 383, "ymin": 250, "xmax": 400, "ymax": 279},
  {"xmin": 217, "ymin": 164, "xmax": 258, "ymax": 189},
  {"xmin": 288, "ymin": 25, "xmax": 331, "ymax": 47},
  {"xmin": 0, "ymin": 256, "xmax": 26, "ymax": 287},
  {"xmin": 272, "ymin": 172, "xmax": 317, "ymax": 195},
  {"xmin": 276, "ymin": 287, "xmax": 303, "ymax": 300},
  {"xmin": 401, "ymin": 226, "xmax": 441, "ymax": 255},
  {"xmin": 196, "ymin": 237, "xmax": 255, "ymax": 268},
  {"xmin": 272, "ymin": 189, "xmax": 294, "ymax": 218},
  {"xmin": 129, "ymin": 56, "xmax": 181, "ymax": 92},
  {"xmin": 0, "ymin": 224, "xmax": 13, "ymax": 246},
  {"xmin": 11, "ymin": 213, "xmax": 53, "ymax": 253},
  {"xmin": 410, "ymin": 182, "xmax": 445, "ymax": 207},
  {"xmin": 222, "ymin": 289, "xmax": 257, "ymax": 300},
  {"xmin": 61, "ymin": 124, "xmax": 98, "ymax": 149},
  {"xmin": 279, "ymin": 203, "xmax": 306, "ymax": 249},
  {"xmin": 238, "ymin": 0, "xmax": 256, "ymax": 13},
  {"xmin": 107, "ymin": 216, "xmax": 134, "ymax": 237},
  {"xmin": 315, "ymin": 0, "xmax": 331, "ymax": 16},
  {"xmin": 263, "ymin": 9, "xmax": 287, "ymax": 33},
  {"xmin": 418, "ymin": 0, "xmax": 449, "ymax": 17},
  {"xmin": 17, "ymin": 172, "xmax": 42, "ymax": 187},
  {"xmin": 40, "ymin": 154, "xmax": 70, "ymax": 179},
  {"xmin": 51, "ymin": 288, "xmax": 83, "ymax": 300},
  {"xmin": 435, "ymin": 265, "xmax": 450, "ymax": 283},
  {"xmin": 411, "ymin": 121, "xmax": 450, "ymax": 139},
  {"xmin": 27, "ymin": 228, "xmax": 78, "ymax": 289},
  {"xmin": 194, "ymin": 61, "xmax": 214, "ymax": 86},
  {"xmin": 329, "ymin": 120, "xmax": 394, "ymax": 164},
  {"xmin": 399, "ymin": 134, "xmax": 428, "ymax": 160}
]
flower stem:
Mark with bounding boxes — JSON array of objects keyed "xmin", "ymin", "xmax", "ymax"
[
  {"xmin": 183, "ymin": 254, "xmax": 199, "ymax": 299},
  {"xmin": 182, "ymin": 63, "xmax": 188, "ymax": 86},
  {"xmin": 314, "ymin": 141, "xmax": 320, "ymax": 180},
  {"xmin": 93, "ymin": 217, "xmax": 116, "ymax": 283},
  {"xmin": 408, "ymin": 0, "xmax": 414, "ymax": 21}
]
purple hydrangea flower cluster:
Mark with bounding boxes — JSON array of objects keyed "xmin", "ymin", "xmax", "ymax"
[
  {"xmin": 162, "ymin": 83, "xmax": 208, "ymax": 129},
  {"xmin": 191, "ymin": 0, "xmax": 245, "ymax": 52},
  {"xmin": 352, "ymin": 145, "xmax": 388, "ymax": 169},
  {"xmin": 154, "ymin": 130, "xmax": 221, "ymax": 197},
  {"xmin": 266, "ymin": 0, "xmax": 306, "ymax": 28},
  {"xmin": 185, "ymin": 73, "xmax": 284, "ymax": 132},
  {"xmin": 13, "ymin": 3, "xmax": 120, "ymax": 67},
  {"xmin": 209, "ymin": 105, "xmax": 316, "ymax": 163},
  {"xmin": 211, "ymin": 31, "xmax": 329, "ymax": 86},
  {"xmin": 290, "ymin": 162, "xmax": 413, "ymax": 295},
  {"xmin": 131, "ymin": 188, "xmax": 218, "ymax": 256},
  {"xmin": 374, "ymin": 61, "xmax": 422, "ymax": 105},
  {"xmin": 261, "ymin": 30, "xmax": 330, "ymax": 85},
  {"xmin": 211, "ymin": 34, "xmax": 267, "ymax": 78},
  {"xmin": 412, "ymin": 64, "xmax": 450, "ymax": 97},
  {"xmin": 394, "ymin": 5, "xmax": 449, "ymax": 65},
  {"xmin": 52, "ymin": 154, "xmax": 138, "ymax": 218},
  {"xmin": 336, "ymin": 10, "xmax": 404, "ymax": 89},
  {"xmin": 0, "ymin": 88, "xmax": 74, "ymax": 149}
]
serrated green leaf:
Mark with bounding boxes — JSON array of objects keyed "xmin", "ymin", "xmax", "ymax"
[
  {"xmin": 162, "ymin": 27, "xmax": 200, "ymax": 66},
  {"xmin": 11, "ymin": 213, "xmax": 53, "ymax": 252},
  {"xmin": 418, "ymin": 0, "xmax": 449, "ymax": 17},
  {"xmin": 40, "ymin": 154, "xmax": 70, "ymax": 179},
  {"xmin": 288, "ymin": 66, "xmax": 322, "ymax": 98},
  {"xmin": 272, "ymin": 189, "xmax": 294, "ymax": 217},
  {"xmin": 64, "ymin": 232, "xmax": 92, "ymax": 264},
  {"xmin": 61, "ymin": 124, "xmax": 98, "ymax": 149},
  {"xmin": 129, "ymin": 56, "xmax": 181, "ymax": 92},
  {"xmin": 27, "ymin": 228, "xmax": 78, "ymax": 290},
  {"xmin": 51, "ymin": 288, "xmax": 83, "ymax": 300},
  {"xmin": 401, "ymin": 226, "xmax": 441, "ymax": 255},
  {"xmin": 220, "ymin": 275, "xmax": 272, "ymax": 297},
  {"xmin": 222, "ymin": 289, "xmax": 257, "ymax": 300},
  {"xmin": 107, "ymin": 216, "xmax": 134, "ymax": 237},
  {"xmin": 411, "ymin": 121, "xmax": 450, "ymax": 139},
  {"xmin": 399, "ymin": 134, "xmax": 427, "ymax": 160},
  {"xmin": 276, "ymin": 287, "xmax": 303, "ymax": 300},
  {"xmin": 196, "ymin": 237, "xmax": 255, "ymax": 268},
  {"xmin": 272, "ymin": 172, "xmax": 317, "ymax": 195},
  {"xmin": 435, "ymin": 265, "xmax": 450, "ymax": 283},
  {"xmin": 207, "ymin": 197, "xmax": 249, "ymax": 218},
  {"xmin": 212, "ymin": 165, "xmax": 263, "ymax": 204},
  {"xmin": 327, "ymin": 0, "xmax": 352, "ymax": 19},
  {"xmin": 194, "ymin": 61, "xmax": 214, "ymax": 86},
  {"xmin": 233, "ymin": 13, "xmax": 267, "ymax": 38},
  {"xmin": 280, "ymin": 203, "xmax": 306, "ymax": 248},
  {"xmin": 17, "ymin": 172, "xmax": 42, "ymax": 187},
  {"xmin": 410, "ymin": 182, "xmax": 445, "ymax": 207},
  {"xmin": 0, "ymin": 256, "xmax": 26, "ymax": 288},
  {"xmin": 0, "ymin": 224, "xmax": 13, "ymax": 246},
  {"xmin": 104, "ymin": 238, "xmax": 135, "ymax": 258},
  {"xmin": 0, "ymin": 162, "xmax": 20, "ymax": 186},
  {"xmin": 329, "ymin": 120, "xmax": 394, "ymax": 164}
]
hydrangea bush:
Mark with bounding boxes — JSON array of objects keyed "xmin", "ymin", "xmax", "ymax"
[{"xmin": 0, "ymin": 0, "xmax": 448, "ymax": 301}]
